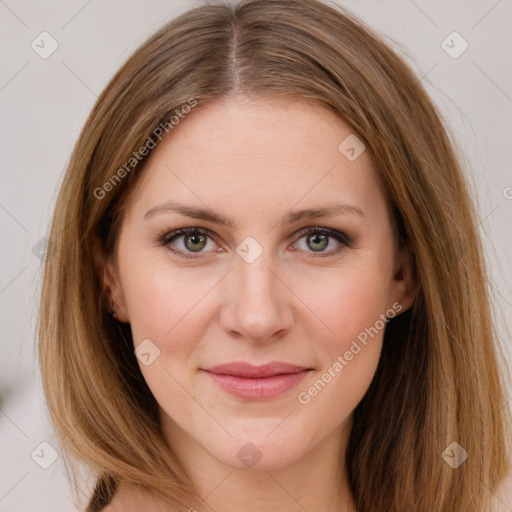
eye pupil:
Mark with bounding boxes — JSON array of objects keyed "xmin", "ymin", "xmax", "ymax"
[
  {"xmin": 184, "ymin": 233, "xmax": 207, "ymax": 251},
  {"xmin": 307, "ymin": 233, "xmax": 329, "ymax": 251}
]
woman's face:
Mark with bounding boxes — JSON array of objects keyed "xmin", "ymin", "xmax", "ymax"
[{"xmin": 99, "ymin": 96, "xmax": 414, "ymax": 472}]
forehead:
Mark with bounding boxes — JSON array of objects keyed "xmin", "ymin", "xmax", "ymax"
[{"xmin": 123, "ymin": 96, "xmax": 386, "ymax": 226}]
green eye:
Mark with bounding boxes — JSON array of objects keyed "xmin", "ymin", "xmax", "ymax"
[
  {"xmin": 292, "ymin": 227, "xmax": 352, "ymax": 257},
  {"xmin": 306, "ymin": 233, "xmax": 329, "ymax": 251},
  {"xmin": 158, "ymin": 228, "xmax": 216, "ymax": 259},
  {"xmin": 183, "ymin": 232, "xmax": 208, "ymax": 252},
  {"xmin": 157, "ymin": 226, "xmax": 352, "ymax": 260}
]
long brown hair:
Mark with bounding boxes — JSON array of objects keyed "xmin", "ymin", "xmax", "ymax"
[{"xmin": 38, "ymin": 0, "xmax": 511, "ymax": 510}]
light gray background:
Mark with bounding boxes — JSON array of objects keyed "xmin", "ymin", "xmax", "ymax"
[{"xmin": 1, "ymin": 1, "xmax": 511, "ymax": 511}]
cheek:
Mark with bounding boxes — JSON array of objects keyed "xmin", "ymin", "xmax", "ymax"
[
  {"xmin": 122, "ymin": 260, "xmax": 215, "ymax": 410},
  {"xmin": 120, "ymin": 250, "xmax": 216, "ymax": 345},
  {"xmin": 293, "ymin": 263, "xmax": 390, "ymax": 409},
  {"xmin": 304, "ymin": 263, "xmax": 391, "ymax": 348}
]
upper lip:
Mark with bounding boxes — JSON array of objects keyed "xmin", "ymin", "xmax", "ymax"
[{"xmin": 202, "ymin": 362, "xmax": 311, "ymax": 378}]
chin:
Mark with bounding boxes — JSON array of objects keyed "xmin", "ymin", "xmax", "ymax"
[{"xmin": 202, "ymin": 424, "xmax": 315, "ymax": 472}]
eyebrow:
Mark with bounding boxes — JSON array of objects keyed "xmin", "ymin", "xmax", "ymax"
[{"xmin": 144, "ymin": 200, "xmax": 365, "ymax": 226}]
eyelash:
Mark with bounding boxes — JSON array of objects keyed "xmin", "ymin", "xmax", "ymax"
[{"xmin": 155, "ymin": 226, "xmax": 352, "ymax": 260}]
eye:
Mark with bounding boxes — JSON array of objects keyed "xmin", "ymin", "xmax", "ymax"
[
  {"xmin": 156, "ymin": 227, "xmax": 220, "ymax": 259},
  {"xmin": 291, "ymin": 226, "xmax": 352, "ymax": 257},
  {"xmin": 156, "ymin": 226, "xmax": 352, "ymax": 260}
]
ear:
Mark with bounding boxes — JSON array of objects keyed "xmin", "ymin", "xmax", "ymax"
[
  {"xmin": 388, "ymin": 240, "xmax": 416, "ymax": 315},
  {"xmin": 92, "ymin": 236, "xmax": 130, "ymax": 323}
]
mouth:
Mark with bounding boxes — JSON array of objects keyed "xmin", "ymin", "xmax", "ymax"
[{"xmin": 201, "ymin": 362, "xmax": 313, "ymax": 400}]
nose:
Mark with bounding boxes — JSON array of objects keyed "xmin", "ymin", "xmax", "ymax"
[{"xmin": 220, "ymin": 254, "xmax": 294, "ymax": 344}]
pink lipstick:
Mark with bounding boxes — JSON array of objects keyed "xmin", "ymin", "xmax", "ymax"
[{"xmin": 201, "ymin": 361, "xmax": 311, "ymax": 400}]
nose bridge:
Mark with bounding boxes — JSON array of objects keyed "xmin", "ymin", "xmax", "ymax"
[
  {"xmin": 239, "ymin": 252, "xmax": 276, "ymax": 302},
  {"xmin": 222, "ymin": 245, "xmax": 292, "ymax": 342}
]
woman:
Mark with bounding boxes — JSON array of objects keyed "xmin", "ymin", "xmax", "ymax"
[{"xmin": 38, "ymin": 0, "xmax": 511, "ymax": 510}]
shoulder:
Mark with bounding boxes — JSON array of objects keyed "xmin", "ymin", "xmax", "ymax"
[
  {"xmin": 94, "ymin": 484, "xmax": 131, "ymax": 512},
  {"xmin": 85, "ymin": 481, "xmax": 128, "ymax": 512},
  {"xmin": 93, "ymin": 483, "xmax": 171, "ymax": 512},
  {"xmin": 97, "ymin": 501, "xmax": 124, "ymax": 512}
]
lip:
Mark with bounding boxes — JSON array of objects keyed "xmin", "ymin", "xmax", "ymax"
[{"xmin": 201, "ymin": 361, "xmax": 312, "ymax": 400}]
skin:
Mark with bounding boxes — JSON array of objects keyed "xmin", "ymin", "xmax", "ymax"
[{"xmin": 94, "ymin": 95, "xmax": 415, "ymax": 512}]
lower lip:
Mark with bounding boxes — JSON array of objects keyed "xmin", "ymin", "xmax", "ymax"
[{"xmin": 202, "ymin": 370, "xmax": 310, "ymax": 400}]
